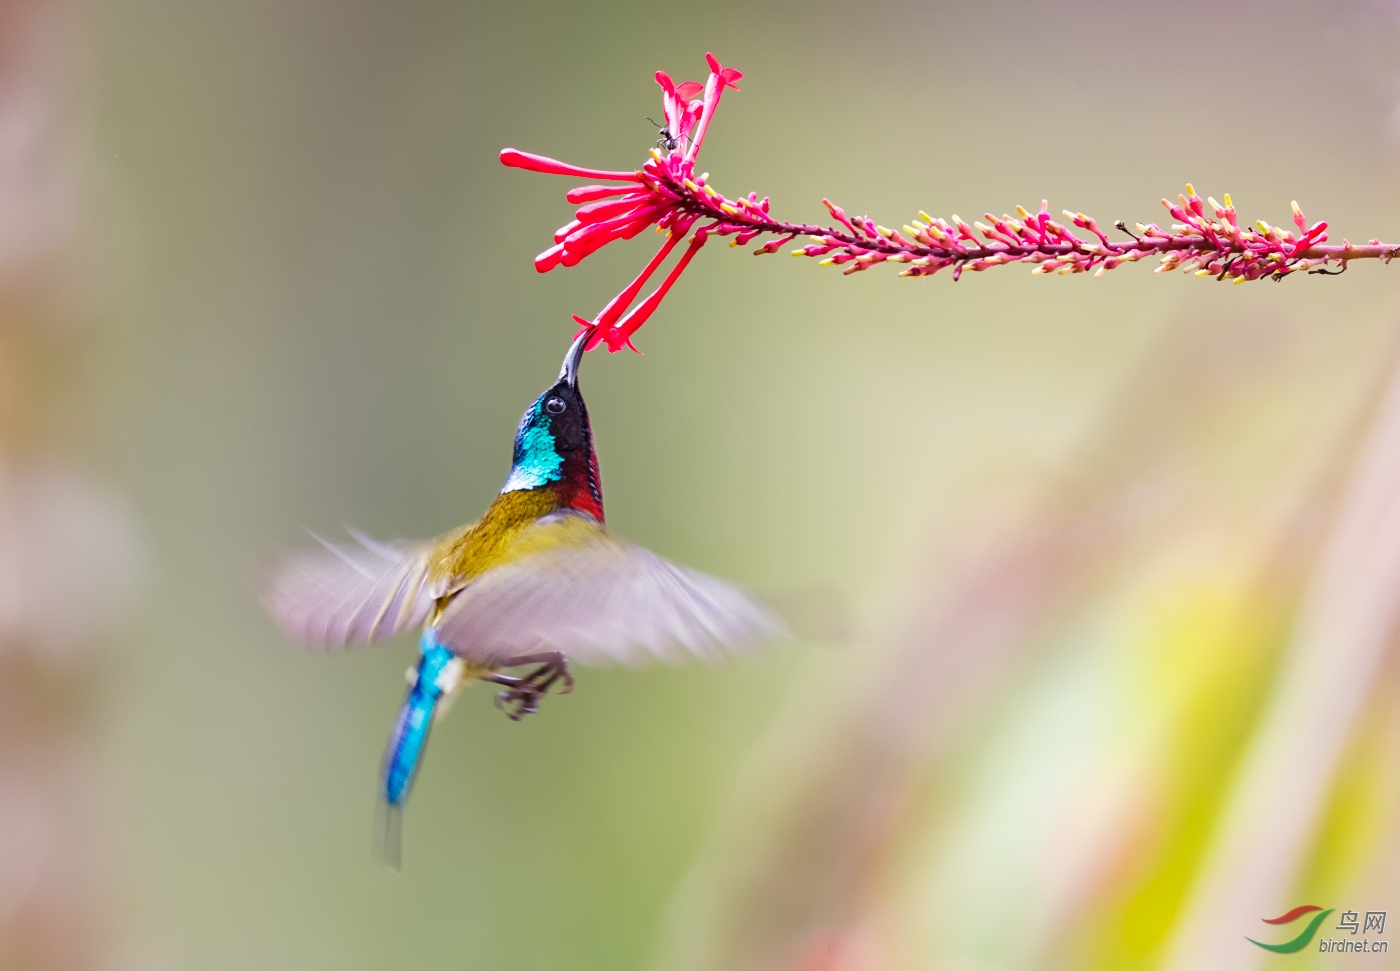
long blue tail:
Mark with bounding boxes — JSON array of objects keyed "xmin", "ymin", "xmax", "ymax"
[{"xmin": 376, "ymin": 630, "xmax": 456, "ymax": 868}]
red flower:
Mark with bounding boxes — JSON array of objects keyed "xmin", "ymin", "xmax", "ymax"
[{"xmin": 500, "ymin": 53, "xmax": 743, "ymax": 353}]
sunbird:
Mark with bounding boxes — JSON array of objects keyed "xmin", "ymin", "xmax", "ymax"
[{"xmin": 262, "ymin": 328, "xmax": 784, "ymax": 864}]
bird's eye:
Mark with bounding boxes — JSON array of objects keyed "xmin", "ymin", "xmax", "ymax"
[{"xmin": 545, "ymin": 396, "xmax": 567, "ymax": 415}]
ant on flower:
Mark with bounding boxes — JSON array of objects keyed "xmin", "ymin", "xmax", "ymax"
[{"xmin": 645, "ymin": 117, "xmax": 687, "ymax": 153}]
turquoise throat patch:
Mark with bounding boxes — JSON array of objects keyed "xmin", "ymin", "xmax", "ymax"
[{"xmin": 500, "ymin": 399, "xmax": 563, "ymax": 493}]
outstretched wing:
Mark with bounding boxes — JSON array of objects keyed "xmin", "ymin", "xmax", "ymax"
[
  {"xmin": 261, "ymin": 528, "xmax": 445, "ymax": 650},
  {"xmin": 435, "ymin": 512, "xmax": 786, "ymax": 667}
]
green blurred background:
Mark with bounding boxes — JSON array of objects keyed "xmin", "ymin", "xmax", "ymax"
[{"xmin": 3, "ymin": 1, "xmax": 1400, "ymax": 969}]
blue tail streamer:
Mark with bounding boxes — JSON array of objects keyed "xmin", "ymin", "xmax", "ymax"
[{"xmin": 376, "ymin": 629, "xmax": 455, "ymax": 868}]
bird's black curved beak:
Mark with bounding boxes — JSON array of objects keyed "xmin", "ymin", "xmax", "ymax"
[{"xmin": 559, "ymin": 326, "xmax": 595, "ymax": 388}]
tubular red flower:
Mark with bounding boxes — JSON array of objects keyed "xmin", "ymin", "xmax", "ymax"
[
  {"xmin": 603, "ymin": 230, "xmax": 709, "ymax": 351},
  {"xmin": 534, "ymin": 242, "xmax": 565, "ymax": 273},
  {"xmin": 655, "ymin": 71, "xmax": 703, "ymax": 145},
  {"xmin": 684, "ymin": 54, "xmax": 741, "ymax": 165},
  {"xmin": 560, "ymin": 210, "xmax": 664, "ymax": 266},
  {"xmin": 573, "ymin": 232, "xmax": 687, "ymax": 350},
  {"xmin": 574, "ymin": 195, "xmax": 653, "ymax": 225},
  {"xmin": 594, "ymin": 233, "xmax": 683, "ymax": 329}
]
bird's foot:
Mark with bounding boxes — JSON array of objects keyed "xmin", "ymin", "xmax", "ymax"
[
  {"xmin": 487, "ymin": 653, "xmax": 574, "ymax": 721},
  {"xmin": 491, "ymin": 679, "xmax": 542, "ymax": 721}
]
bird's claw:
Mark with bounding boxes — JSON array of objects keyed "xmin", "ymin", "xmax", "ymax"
[
  {"xmin": 493, "ymin": 683, "xmax": 542, "ymax": 721},
  {"xmin": 489, "ymin": 654, "xmax": 573, "ymax": 721}
]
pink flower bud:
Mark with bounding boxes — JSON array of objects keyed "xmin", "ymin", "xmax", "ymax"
[
  {"xmin": 500, "ymin": 149, "xmax": 638, "ymax": 182},
  {"xmin": 565, "ymin": 184, "xmax": 639, "ymax": 204}
]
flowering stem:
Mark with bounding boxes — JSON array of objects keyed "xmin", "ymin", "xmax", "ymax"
[
  {"xmin": 502, "ymin": 53, "xmax": 1400, "ymax": 353},
  {"xmin": 646, "ymin": 167, "xmax": 1399, "ymax": 283}
]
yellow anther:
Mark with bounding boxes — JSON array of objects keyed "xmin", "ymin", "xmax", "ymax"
[
  {"xmin": 1194, "ymin": 268, "xmax": 1213, "ymax": 277},
  {"xmin": 876, "ymin": 225, "xmax": 894, "ymax": 238},
  {"xmin": 1291, "ymin": 200, "xmax": 1303, "ymax": 217},
  {"xmin": 791, "ymin": 249, "xmax": 806, "ymax": 256},
  {"xmin": 720, "ymin": 203, "xmax": 738, "ymax": 214},
  {"xmin": 1256, "ymin": 220, "xmax": 1271, "ymax": 234},
  {"xmin": 1232, "ymin": 275, "xmax": 1247, "ymax": 285},
  {"xmin": 1015, "ymin": 205, "xmax": 1031, "ymax": 219},
  {"xmin": 1185, "ymin": 183, "xmax": 1196, "ymax": 196},
  {"xmin": 1223, "ymin": 193, "xmax": 1232, "ymax": 207},
  {"xmin": 728, "ymin": 238, "xmax": 739, "ymax": 247},
  {"xmin": 918, "ymin": 211, "xmax": 934, "ymax": 224},
  {"xmin": 819, "ymin": 258, "xmax": 836, "ymax": 266}
]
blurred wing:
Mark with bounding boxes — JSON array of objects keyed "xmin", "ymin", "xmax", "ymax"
[
  {"xmin": 435, "ymin": 513, "xmax": 787, "ymax": 667},
  {"xmin": 261, "ymin": 528, "xmax": 444, "ymax": 650}
]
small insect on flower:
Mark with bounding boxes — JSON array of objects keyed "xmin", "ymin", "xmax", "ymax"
[{"xmin": 645, "ymin": 116, "xmax": 685, "ymax": 153}]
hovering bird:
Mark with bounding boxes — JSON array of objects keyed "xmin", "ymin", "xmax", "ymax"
[{"xmin": 261, "ymin": 328, "xmax": 784, "ymax": 865}]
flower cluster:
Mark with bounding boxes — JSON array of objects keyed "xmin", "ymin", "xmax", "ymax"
[
  {"xmin": 500, "ymin": 53, "xmax": 741, "ymax": 352},
  {"xmin": 502, "ymin": 55, "xmax": 1400, "ymax": 352}
]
